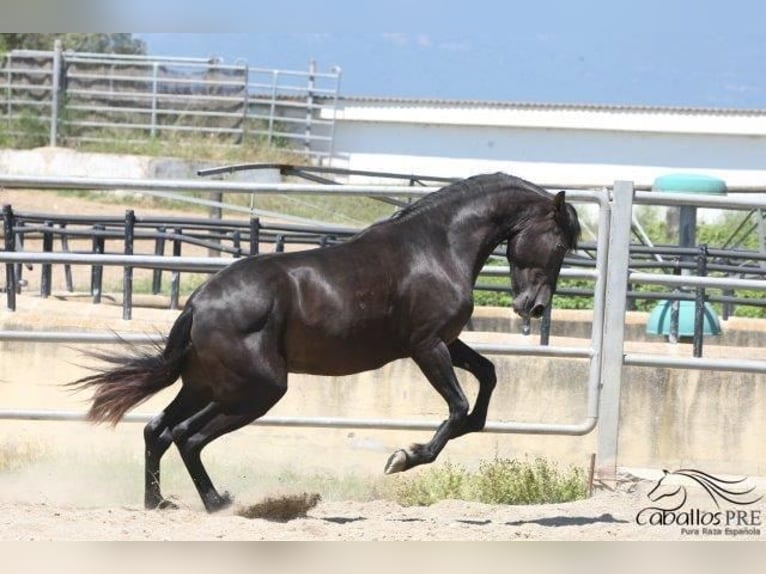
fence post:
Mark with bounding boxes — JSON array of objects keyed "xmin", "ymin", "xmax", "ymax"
[
  {"xmin": 40, "ymin": 221, "xmax": 54, "ymax": 298},
  {"xmin": 304, "ymin": 59, "xmax": 316, "ymax": 155},
  {"xmin": 5, "ymin": 52, "xmax": 11, "ymax": 126},
  {"xmin": 232, "ymin": 230, "xmax": 242, "ymax": 258},
  {"xmin": 150, "ymin": 62, "xmax": 159, "ymax": 138},
  {"xmin": 49, "ymin": 39, "xmax": 63, "ymax": 147},
  {"xmin": 240, "ymin": 62, "xmax": 249, "ymax": 145},
  {"xmin": 91, "ymin": 224, "xmax": 104, "ymax": 303},
  {"xmin": 59, "ymin": 224, "xmax": 73, "ymax": 292},
  {"xmin": 123, "ymin": 210, "xmax": 135, "ymax": 320},
  {"xmin": 539, "ymin": 305, "xmax": 552, "ymax": 346},
  {"xmin": 249, "ymin": 217, "xmax": 260, "ymax": 255},
  {"xmin": 669, "ymin": 267, "xmax": 682, "ymax": 344},
  {"xmin": 693, "ymin": 245, "xmax": 708, "ymax": 358},
  {"xmin": 170, "ymin": 227, "xmax": 182, "ymax": 310},
  {"xmin": 152, "ymin": 225, "xmax": 166, "ymax": 294},
  {"xmin": 208, "ymin": 203, "xmax": 222, "ymax": 256},
  {"xmin": 3, "ymin": 204, "xmax": 17, "ymax": 311},
  {"xmin": 268, "ymin": 70, "xmax": 279, "ymax": 145},
  {"xmin": 13, "ymin": 223, "xmax": 25, "ymax": 289},
  {"xmin": 596, "ymin": 180, "xmax": 635, "ymax": 484},
  {"xmin": 327, "ymin": 66, "xmax": 341, "ymax": 164}
]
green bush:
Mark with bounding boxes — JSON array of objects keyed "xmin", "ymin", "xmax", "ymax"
[
  {"xmin": 390, "ymin": 461, "xmax": 470, "ymax": 506},
  {"xmin": 0, "ymin": 110, "xmax": 49, "ymax": 148},
  {"xmin": 391, "ymin": 456, "xmax": 588, "ymax": 507}
]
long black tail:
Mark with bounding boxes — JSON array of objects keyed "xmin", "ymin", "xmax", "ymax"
[{"xmin": 67, "ymin": 307, "xmax": 194, "ymax": 425}]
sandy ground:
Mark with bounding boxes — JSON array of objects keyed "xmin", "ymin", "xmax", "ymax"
[
  {"xmin": 0, "ymin": 466, "xmax": 763, "ymax": 541},
  {"xmin": 0, "ymin": 490, "xmax": 648, "ymax": 541}
]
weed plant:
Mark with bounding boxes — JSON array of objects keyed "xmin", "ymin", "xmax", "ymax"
[
  {"xmin": 390, "ymin": 457, "xmax": 588, "ymax": 507},
  {"xmin": 0, "ymin": 438, "xmax": 48, "ymax": 472}
]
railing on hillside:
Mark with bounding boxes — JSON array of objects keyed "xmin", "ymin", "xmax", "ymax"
[{"xmin": 0, "ymin": 44, "xmax": 341, "ymax": 159}]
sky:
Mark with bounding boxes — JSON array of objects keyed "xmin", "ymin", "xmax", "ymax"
[{"xmin": 134, "ymin": 1, "xmax": 766, "ymax": 110}]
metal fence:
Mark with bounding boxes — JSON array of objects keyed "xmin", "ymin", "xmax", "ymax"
[
  {"xmin": 1, "ymin": 176, "xmax": 766, "ymax": 482},
  {"xmin": 0, "ymin": 43, "xmax": 341, "ymax": 159}
]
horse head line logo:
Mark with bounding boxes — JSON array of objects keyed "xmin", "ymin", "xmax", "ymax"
[{"xmin": 648, "ymin": 468, "xmax": 763, "ymax": 510}]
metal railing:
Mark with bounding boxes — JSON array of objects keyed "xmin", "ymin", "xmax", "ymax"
[
  {"xmin": 2, "ymin": 176, "xmax": 766, "ymax": 483},
  {"xmin": 0, "ymin": 45, "xmax": 342, "ymax": 159},
  {"xmin": 0, "ymin": 183, "xmax": 612, "ymax": 442},
  {"xmin": 594, "ymin": 181, "xmax": 766, "ymax": 479},
  {"xmin": 1, "ymin": 205, "xmax": 359, "ymax": 316}
]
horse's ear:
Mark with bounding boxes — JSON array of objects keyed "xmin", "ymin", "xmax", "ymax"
[{"xmin": 553, "ymin": 190, "xmax": 566, "ymax": 212}]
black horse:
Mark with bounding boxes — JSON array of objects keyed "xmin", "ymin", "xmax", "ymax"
[{"xmin": 69, "ymin": 172, "xmax": 580, "ymax": 512}]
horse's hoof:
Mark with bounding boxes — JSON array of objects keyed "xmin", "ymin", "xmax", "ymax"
[
  {"xmin": 205, "ymin": 491, "xmax": 233, "ymax": 513},
  {"xmin": 384, "ymin": 449, "xmax": 409, "ymax": 474}
]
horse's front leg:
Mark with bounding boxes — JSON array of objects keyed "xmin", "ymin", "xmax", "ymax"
[
  {"xmin": 384, "ymin": 341, "xmax": 469, "ymax": 474},
  {"xmin": 448, "ymin": 338, "xmax": 497, "ymax": 437}
]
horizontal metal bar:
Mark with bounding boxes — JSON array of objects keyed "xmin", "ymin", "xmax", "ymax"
[
  {"xmin": 470, "ymin": 343, "xmax": 592, "ymax": 358},
  {"xmin": 624, "ymin": 354, "xmax": 766, "ymax": 374},
  {"xmin": 0, "ymin": 409, "xmax": 596, "ymax": 435},
  {"xmin": 479, "ymin": 266, "xmax": 598, "ymax": 280},
  {"xmin": 0, "ymin": 175, "xmax": 607, "ymax": 202},
  {"xmin": 0, "ymin": 174, "xmax": 435, "ymax": 198},
  {"xmin": 634, "ymin": 190, "xmax": 766, "ymax": 210},
  {"xmin": 0, "ymin": 329, "xmax": 593, "ymax": 359},
  {"xmin": 65, "ymin": 105, "xmax": 248, "ymax": 120},
  {"xmin": 629, "ymin": 271, "xmax": 766, "ymax": 291},
  {"xmin": 64, "ymin": 53, "xmax": 216, "ymax": 65},
  {"xmin": 133, "ymin": 189, "xmax": 345, "ymax": 227},
  {"xmin": 66, "ymin": 120, "xmax": 242, "ymax": 135},
  {"xmin": 0, "ymin": 331, "xmax": 163, "ymax": 344},
  {"xmin": 67, "ymin": 72, "xmax": 249, "ymax": 87},
  {"xmin": 0, "ymin": 251, "xmax": 230, "ymax": 271}
]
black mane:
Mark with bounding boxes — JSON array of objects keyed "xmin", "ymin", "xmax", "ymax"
[
  {"xmin": 391, "ymin": 172, "xmax": 580, "ymax": 251},
  {"xmin": 561, "ymin": 202, "xmax": 581, "ymax": 251},
  {"xmin": 391, "ymin": 172, "xmax": 554, "ymax": 221}
]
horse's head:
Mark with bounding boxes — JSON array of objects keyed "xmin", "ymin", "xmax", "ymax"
[
  {"xmin": 506, "ymin": 191, "xmax": 580, "ymax": 319},
  {"xmin": 647, "ymin": 470, "xmax": 684, "ymax": 503}
]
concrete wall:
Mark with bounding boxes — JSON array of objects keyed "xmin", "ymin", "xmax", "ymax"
[
  {"xmin": 1, "ymin": 309, "xmax": 763, "ymax": 478},
  {"xmin": 0, "ymin": 147, "xmax": 281, "ymax": 183},
  {"xmin": 0, "ymin": 146, "xmax": 211, "ymax": 180}
]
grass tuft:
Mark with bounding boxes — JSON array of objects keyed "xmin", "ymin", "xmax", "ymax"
[
  {"xmin": 0, "ymin": 439, "xmax": 49, "ymax": 472},
  {"xmin": 391, "ymin": 456, "xmax": 588, "ymax": 507}
]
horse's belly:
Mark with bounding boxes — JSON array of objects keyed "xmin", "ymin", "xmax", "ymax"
[{"xmin": 284, "ymin": 327, "xmax": 404, "ymax": 376}]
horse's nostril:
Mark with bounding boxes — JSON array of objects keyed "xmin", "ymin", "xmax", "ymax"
[{"xmin": 530, "ymin": 304, "xmax": 545, "ymax": 319}]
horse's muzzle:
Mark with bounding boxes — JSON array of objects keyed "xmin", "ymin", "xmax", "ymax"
[
  {"xmin": 513, "ymin": 286, "xmax": 551, "ymax": 320},
  {"xmin": 513, "ymin": 303, "xmax": 546, "ymax": 320}
]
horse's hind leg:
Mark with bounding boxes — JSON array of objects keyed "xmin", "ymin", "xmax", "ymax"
[
  {"xmin": 143, "ymin": 386, "xmax": 210, "ymax": 509},
  {"xmin": 171, "ymin": 378, "xmax": 287, "ymax": 512}
]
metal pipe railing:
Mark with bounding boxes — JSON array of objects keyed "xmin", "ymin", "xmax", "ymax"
[{"xmin": 0, "ymin": 188, "xmax": 611, "ymax": 438}]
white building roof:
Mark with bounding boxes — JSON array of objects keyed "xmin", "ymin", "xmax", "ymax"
[{"xmin": 331, "ymin": 95, "xmax": 766, "ymax": 137}]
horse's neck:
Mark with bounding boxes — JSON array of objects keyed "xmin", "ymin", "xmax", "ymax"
[{"xmin": 423, "ymin": 189, "xmax": 535, "ymax": 281}]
